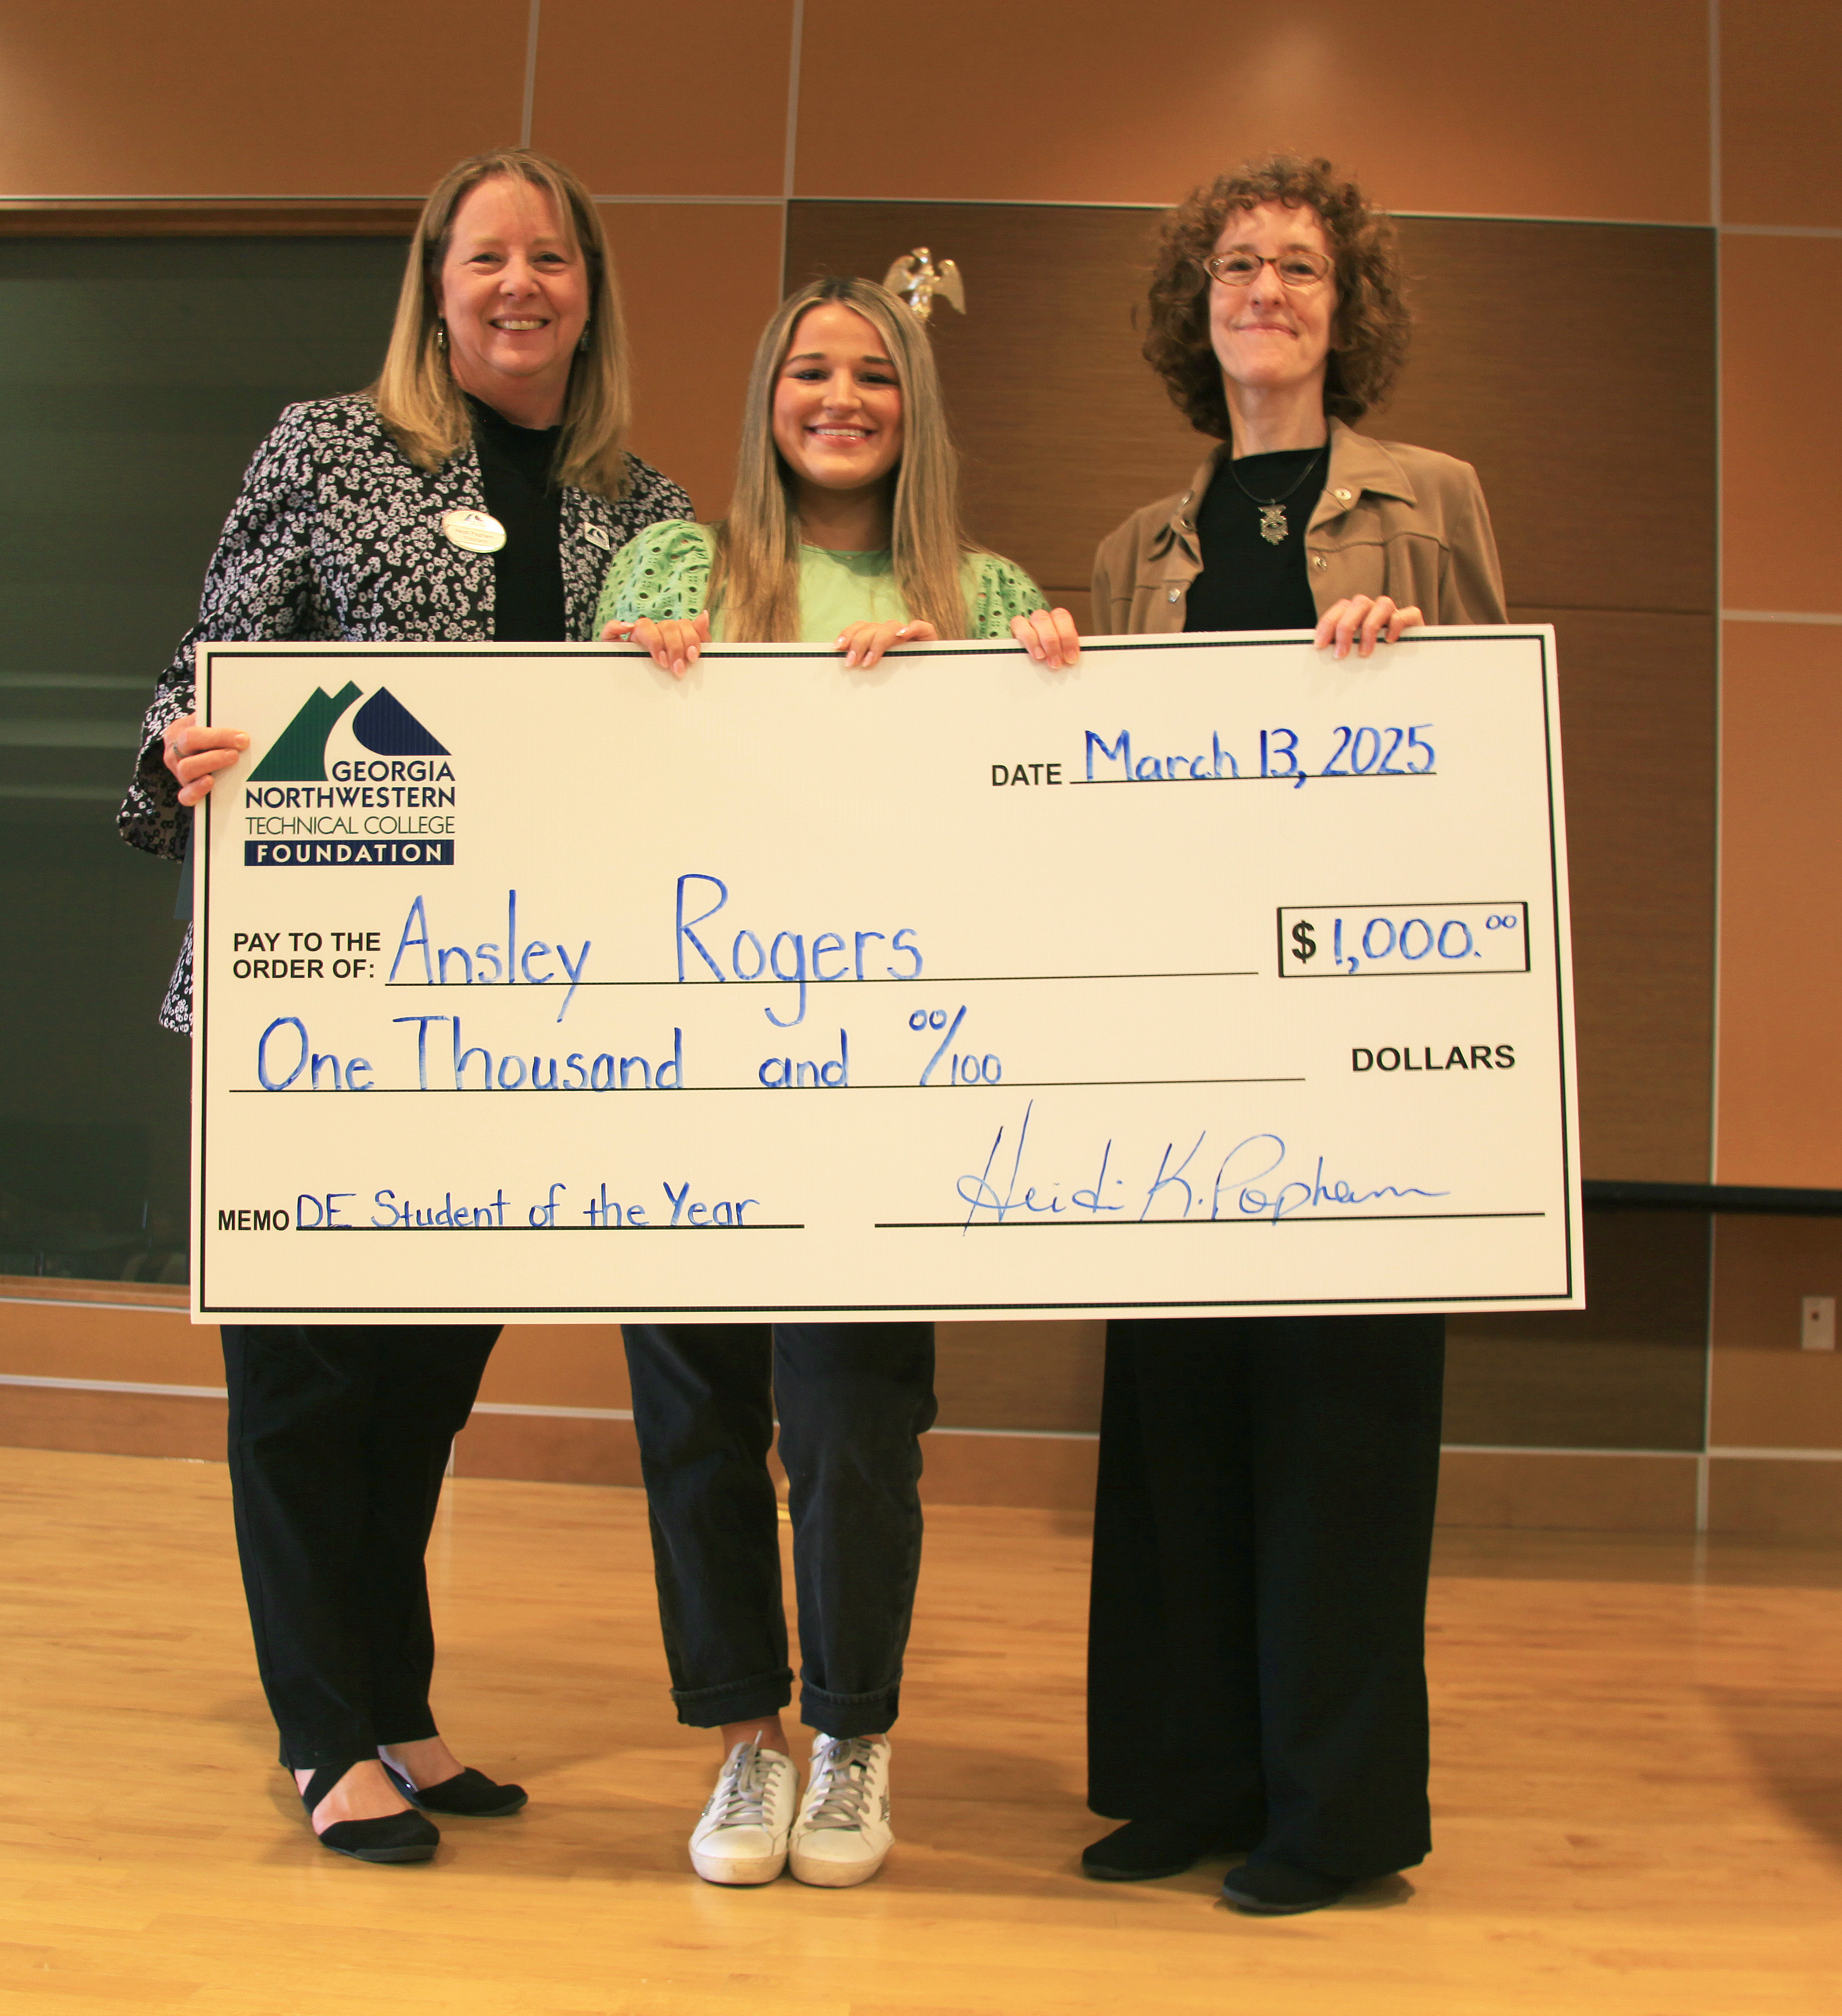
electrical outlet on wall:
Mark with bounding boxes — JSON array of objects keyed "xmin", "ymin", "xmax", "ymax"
[{"xmin": 1801, "ymin": 1296, "xmax": 1836, "ymax": 1351}]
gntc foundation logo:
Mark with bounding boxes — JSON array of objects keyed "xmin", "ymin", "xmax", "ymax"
[{"xmin": 241, "ymin": 682, "xmax": 459, "ymax": 867}]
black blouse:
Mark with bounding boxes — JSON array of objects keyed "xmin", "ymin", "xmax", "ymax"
[
  {"xmin": 1185, "ymin": 444, "xmax": 1327, "ymax": 633},
  {"xmin": 465, "ymin": 394, "xmax": 568, "ymax": 643}
]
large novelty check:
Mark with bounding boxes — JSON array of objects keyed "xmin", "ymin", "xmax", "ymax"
[{"xmin": 191, "ymin": 629, "xmax": 1581, "ymax": 1322}]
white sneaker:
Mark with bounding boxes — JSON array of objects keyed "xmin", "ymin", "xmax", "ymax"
[
  {"xmin": 689, "ymin": 1740, "xmax": 798, "ymax": 1885},
  {"xmin": 789, "ymin": 1733, "xmax": 894, "ymax": 1888}
]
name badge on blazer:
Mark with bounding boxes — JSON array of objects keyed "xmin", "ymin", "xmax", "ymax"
[
  {"xmin": 584, "ymin": 524, "xmax": 612, "ymax": 552},
  {"xmin": 441, "ymin": 508, "xmax": 506, "ymax": 554}
]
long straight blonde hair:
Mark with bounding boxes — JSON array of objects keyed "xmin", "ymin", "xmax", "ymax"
[
  {"xmin": 370, "ymin": 148, "xmax": 632, "ymax": 498},
  {"xmin": 713, "ymin": 277, "xmax": 974, "ymax": 641}
]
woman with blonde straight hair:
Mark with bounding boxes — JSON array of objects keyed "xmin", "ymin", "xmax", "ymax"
[
  {"xmin": 371, "ymin": 146, "xmax": 634, "ymax": 500},
  {"xmin": 599, "ymin": 274, "xmax": 1078, "ymax": 668},
  {"xmin": 704, "ymin": 276, "xmax": 971, "ymax": 643},
  {"xmin": 596, "ymin": 277, "xmax": 1077, "ymax": 1893},
  {"xmin": 120, "ymin": 145, "xmax": 691, "ymax": 1867}
]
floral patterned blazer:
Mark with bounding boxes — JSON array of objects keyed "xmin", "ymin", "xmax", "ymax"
[{"xmin": 117, "ymin": 393, "xmax": 692, "ymax": 1032}]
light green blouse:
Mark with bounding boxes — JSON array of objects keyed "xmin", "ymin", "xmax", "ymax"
[{"xmin": 595, "ymin": 520, "xmax": 1048, "ymax": 642}]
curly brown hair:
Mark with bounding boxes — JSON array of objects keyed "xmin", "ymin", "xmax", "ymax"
[{"xmin": 1143, "ymin": 155, "xmax": 1410, "ymax": 435}]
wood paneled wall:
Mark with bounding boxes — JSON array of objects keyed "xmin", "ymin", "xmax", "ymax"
[
  {"xmin": 0, "ymin": 0, "xmax": 1814, "ymax": 1178},
  {"xmin": 1714, "ymin": 11, "xmax": 1842, "ymax": 1187},
  {"xmin": 0, "ymin": 0, "xmax": 1838, "ymax": 1520},
  {"xmin": 599, "ymin": 206, "xmax": 783, "ymax": 514},
  {"xmin": 0, "ymin": 4, "xmax": 529, "ymax": 197},
  {"xmin": 1720, "ymin": 2, "xmax": 1842, "ymax": 230},
  {"xmin": 1715, "ymin": 621, "xmax": 1842, "ymax": 1185},
  {"xmin": 0, "ymin": 2, "xmax": 1714, "ymax": 218},
  {"xmin": 785, "ymin": 0, "xmax": 1712, "ymax": 221},
  {"xmin": 785, "ymin": 204, "xmax": 1192, "ymax": 618},
  {"xmin": 1448, "ymin": 1211, "xmax": 1710, "ymax": 1451}
]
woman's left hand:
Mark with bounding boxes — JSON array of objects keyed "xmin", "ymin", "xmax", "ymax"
[
  {"xmin": 1011, "ymin": 608, "xmax": 1082, "ymax": 669},
  {"xmin": 836, "ymin": 619, "xmax": 939, "ymax": 669},
  {"xmin": 1315, "ymin": 595, "xmax": 1424, "ymax": 660}
]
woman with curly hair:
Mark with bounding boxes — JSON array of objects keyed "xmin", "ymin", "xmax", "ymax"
[{"xmin": 1082, "ymin": 156, "xmax": 1506, "ymax": 1914}]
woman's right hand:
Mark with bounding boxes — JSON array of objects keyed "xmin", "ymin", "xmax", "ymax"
[
  {"xmin": 1313, "ymin": 595, "xmax": 1424, "ymax": 660},
  {"xmin": 602, "ymin": 611, "xmax": 710, "ymax": 679},
  {"xmin": 164, "ymin": 714, "xmax": 250, "ymax": 807}
]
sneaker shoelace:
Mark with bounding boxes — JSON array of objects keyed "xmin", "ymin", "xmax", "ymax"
[
  {"xmin": 709, "ymin": 1744, "xmax": 781, "ymax": 1830},
  {"xmin": 802, "ymin": 1738, "xmax": 880, "ymax": 1832}
]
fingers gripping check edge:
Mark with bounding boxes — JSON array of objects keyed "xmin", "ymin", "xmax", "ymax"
[{"xmin": 164, "ymin": 714, "xmax": 250, "ymax": 806}]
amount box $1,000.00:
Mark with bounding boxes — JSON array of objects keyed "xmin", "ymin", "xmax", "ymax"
[{"xmin": 1278, "ymin": 903, "xmax": 1530, "ymax": 979}]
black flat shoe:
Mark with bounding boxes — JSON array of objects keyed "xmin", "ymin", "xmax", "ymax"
[
  {"xmin": 1081, "ymin": 1816, "xmax": 1244, "ymax": 1881},
  {"xmin": 383, "ymin": 1763, "xmax": 528, "ymax": 1817},
  {"xmin": 299, "ymin": 1768, "xmax": 439, "ymax": 1864},
  {"xmin": 1220, "ymin": 1855, "xmax": 1351, "ymax": 1915}
]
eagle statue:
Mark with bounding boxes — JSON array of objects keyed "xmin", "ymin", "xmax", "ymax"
[{"xmin": 881, "ymin": 248, "xmax": 966, "ymax": 324}]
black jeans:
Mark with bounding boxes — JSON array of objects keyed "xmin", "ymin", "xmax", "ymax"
[
  {"xmin": 221, "ymin": 1322, "xmax": 499, "ymax": 1773},
  {"xmin": 1087, "ymin": 1314, "xmax": 1444, "ymax": 1881},
  {"xmin": 622, "ymin": 1322, "xmax": 936, "ymax": 1738}
]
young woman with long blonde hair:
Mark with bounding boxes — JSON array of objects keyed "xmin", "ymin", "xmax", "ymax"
[
  {"xmin": 599, "ymin": 273, "xmax": 1076, "ymax": 664},
  {"xmin": 596, "ymin": 276, "xmax": 1076, "ymax": 1891}
]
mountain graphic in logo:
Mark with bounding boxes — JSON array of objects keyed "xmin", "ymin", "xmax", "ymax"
[
  {"xmin": 248, "ymin": 684, "xmax": 449, "ymax": 781},
  {"xmin": 352, "ymin": 689, "xmax": 448, "ymax": 756}
]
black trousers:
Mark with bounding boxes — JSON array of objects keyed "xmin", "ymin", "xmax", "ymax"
[
  {"xmin": 1087, "ymin": 1314, "xmax": 1443, "ymax": 1881},
  {"xmin": 622, "ymin": 1322, "xmax": 936, "ymax": 1738},
  {"xmin": 221, "ymin": 1322, "xmax": 500, "ymax": 1773}
]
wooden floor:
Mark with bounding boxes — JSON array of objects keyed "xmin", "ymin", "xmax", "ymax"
[{"xmin": 4, "ymin": 1453, "xmax": 1842, "ymax": 2015}]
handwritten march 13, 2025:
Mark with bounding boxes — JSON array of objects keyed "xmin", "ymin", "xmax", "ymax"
[{"xmin": 191, "ymin": 628, "xmax": 1582, "ymax": 1323}]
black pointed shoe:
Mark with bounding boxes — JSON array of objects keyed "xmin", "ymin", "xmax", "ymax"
[
  {"xmin": 299, "ymin": 1768, "xmax": 439, "ymax": 1864},
  {"xmin": 383, "ymin": 1763, "xmax": 528, "ymax": 1817}
]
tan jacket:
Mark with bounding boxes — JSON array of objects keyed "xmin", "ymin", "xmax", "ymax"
[{"xmin": 1091, "ymin": 418, "xmax": 1507, "ymax": 635}]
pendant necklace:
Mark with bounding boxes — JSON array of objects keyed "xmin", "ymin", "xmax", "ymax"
[{"xmin": 1224, "ymin": 439, "xmax": 1330, "ymax": 547}]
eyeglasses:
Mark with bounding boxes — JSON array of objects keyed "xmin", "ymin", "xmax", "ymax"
[{"xmin": 1203, "ymin": 250, "xmax": 1334, "ymax": 290}]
